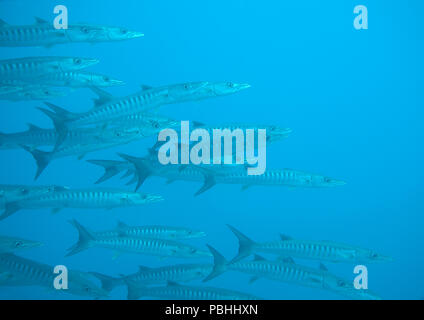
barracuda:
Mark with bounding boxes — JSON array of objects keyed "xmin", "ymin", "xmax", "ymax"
[
  {"xmin": 94, "ymin": 221, "xmax": 206, "ymax": 240},
  {"xmin": 87, "ymin": 152, "xmax": 346, "ymax": 196},
  {"xmin": 0, "ymin": 113, "xmax": 176, "ymax": 150},
  {"xmin": 38, "ymin": 71, "xmax": 124, "ymax": 87},
  {"xmin": 126, "ymin": 281, "xmax": 261, "ymax": 300},
  {"xmin": 0, "ymin": 86, "xmax": 68, "ymax": 101},
  {"xmin": 204, "ymin": 245, "xmax": 381, "ymax": 300},
  {"xmin": 21, "ymin": 125, "xmax": 150, "ymax": 180},
  {"xmin": 66, "ymin": 220, "xmax": 211, "ymax": 259},
  {"xmin": 0, "ymin": 253, "xmax": 108, "ymax": 298},
  {"xmin": 226, "ymin": 225, "xmax": 392, "ymax": 263},
  {"xmin": 0, "ymin": 184, "xmax": 68, "ymax": 207},
  {"xmin": 194, "ymin": 122, "xmax": 292, "ymax": 144},
  {"xmin": 0, "ymin": 56, "xmax": 99, "ymax": 81},
  {"xmin": 0, "ymin": 235, "xmax": 42, "ymax": 253},
  {"xmin": 91, "ymin": 263, "xmax": 213, "ymax": 292},
  {"xmin": 0, "ymin": 17, "xmax": 143, "ymax": 47},
  {"xmin": 0, "ymin": 188, "xmax": 163, "ymax": 220},
  {"xmin": 39, "ymin": 81, "xmax": 250, "ymax": 150}
]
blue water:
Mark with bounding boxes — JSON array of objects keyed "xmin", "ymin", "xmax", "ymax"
[{"xmin": 0, "ymin": 0, "xmax": 421, "ymax": 300}]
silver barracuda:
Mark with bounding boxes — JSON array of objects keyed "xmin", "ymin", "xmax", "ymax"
[
  {"xmin": 126, "ymin": 281, "xmax": 261, "ymax": 300},
  {"xmin": 39, "ymin": 81, "xmax": 250, "ymax": 150},
  {"xmin": 0, "ymin": 114, "xmax": 176, "ymax": 150},
  {"xmin": 0, "ymin": 184, "xmax": 68, "ymax": 208},
  {"xmin": 204, "ymin": 245, "xmax": 381, "ymax": 300},
  {"xmin": 93, "ymin": 221, "xmax": 206, "ymax": 240},
  {"xmin": 193, "ymin": 122, "xmax": 292, "ymax": 145},
  {"xmin": 87, "ymin": 152, "xmax": 346, "ymax": 196},
  {"xmin": 226, "ymin": 225, "xmax": 392, "ymax": 263},
  {"xmin": 0, "ymin": 17, "xmax": 143, "ymax": 47},
  {"xmin": 66, "ymin": 220, "xmax": 211, "ymax": 259},
  {"xmin": 13, "ymin": 71, "xmax": 125, "ymax": 88},
  {"xmin": 0, "ymin": 253, "xmax": 108, "ymax": 298},
  {"xmin": 21, "ymin": 125, "xmax": 152, "ymax": 180},
  {"xmin": 0, "ymin": 86, "xmax": 68, "ymax": 101},
  {"xmin": 0, "ymin": 56, "xmax": 99, "ymax": 81},
  {"xmin": 91, "ymin": 263, "xmax": 213, "ymax": 292},
  {"xmin": 0, "ymin": 188, "xmax": 163, "ymax": 220},
  {"xmin": 0, "ymin": 235, "xmax": 42, "ymax": 253}
]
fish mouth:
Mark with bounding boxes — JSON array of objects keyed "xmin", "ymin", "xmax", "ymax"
[
  {"xmin": 146, "ymin": 194, "xmax": 164, "ymax": 203},
  {"xmin": 329, "ymin": 179, "xmax": 347, "ymax": 186},
  {"xmin": 233, "ymin": 83, "xmax": 251, "ymax": 91},
  {"xmin": 107, "ymin": 79, "xmax": 125, "ymax": 86},
  {"xmin": 130, "ymin": 31, "xmax": 145, "ymax": 39}
]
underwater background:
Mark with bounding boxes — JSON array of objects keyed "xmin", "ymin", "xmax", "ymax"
[{"xmin": 0, "ymin": 0, "xmax": 421, "ymax": 300}]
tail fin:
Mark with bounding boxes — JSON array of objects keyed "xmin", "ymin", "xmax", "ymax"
[
  {"xmin": 86, "ymin": 160, "xmax": 124, "ymax": 184},
  {"xmin": 227, "ymin": 225, "xmax": 256, "ymax": 263},
  {"xmin": 0, "ymin": 202, "xmax": 21, "ymax": 221},
  {"xmin": 117, "ymin": 153, "xmax": 152, "ymax": 191},
  {"xmin": 20, "ymin": 145, "xmax": 51, "ymax": 180},
  {"xmin": 90, "ymin": 272, "xmax": 123, "ymax": 292},
  {"xmin": 203, "ymin": 244, "xmax": 228, "ymax": 282},
  {"xmin": 66, "ymin": 219, "xmax": 95, "ymax": 257},
  {"xmin": 38, "ymin": 102, "xmax": 74, "ymax": 150}
]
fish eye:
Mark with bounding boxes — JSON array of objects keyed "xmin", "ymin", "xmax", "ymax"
[
  {"xmin": 81, "ymin": 27, "xmax": 89, "ymax": 34},
  {"xmin": 14, "ymin": 241, "xmax": 23, "ymax": 248},
  {"xmin": 227, "ymin": 82, "xmax": 234, "ymax": 88},
  {"xmin": 74, "ymin": 58, "xmax": 82, "ymax": 65},
  {"xmin": 103, "ymin": 76, "xmax": 110, "ymax": 82},
  {"xmin": 121, "ymin": 29, "xmax": 128, "ymax": 34},
  {"xmin": 83, "ymin": 286, "xmax": 91, "ymax": 292},
  {"xmin": 141, "ymin": 194, "xmax": 147, "ymax": 200},
  {"xmin": 44, "ymin": 90, "xmax": 50, "ymax": 95},
  {"xmin": 371, "ymin": 253, "xmax": 379, "ymax": 258}
]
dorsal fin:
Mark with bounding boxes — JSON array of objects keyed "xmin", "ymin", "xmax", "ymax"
[
  {"xmin": 90, "ymin": 87, "xmax": 114, "ymax": 107},
  {"xmin": 116, "ymin": 220, "xmax": 128, "ymax": 229},
  {"xmin": 26, "ymin": 123, "xmax": 42, "ymax": 132},
  {"xmin": 253, "ymin": 254, "xmax": 266, "ymax": 261},
  {"xmin": 138, "ymin": 265, "xmax": 152, "ymax": 272},
  {"xmin": 280, "ymin": 234, "xmax": 292, "ymax": 241},
  {"xmin": 0, "ymin": 19, "xmax": 9, "ymax": 27},
  {"xmin": 34, "ymin": 17, "xmax": 48, "ymax": 25}
]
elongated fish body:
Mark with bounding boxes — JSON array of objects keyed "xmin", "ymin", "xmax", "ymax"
[
  {"xmin": 196, "ymin": 123, "xmax": 292, "ymax": 145},
  {"xmin": 249, "ymin": 239, "xmax": 390, "ymax": 263},
  {"xmin": 0, "ymin": 57, "xmax": 99, "ymax": 81},
  {"xmin": 0, "ymin": 189, "xmax": 163, "ymax": 220},
  {"xmin": 15, "ymin": 189, "xmax": 162, "ymax": 210},
  {"xmin": 128, "ymin": 281, "xmax": 260, "ymax": 300},
  {"xmin": 0, "ymin": 253, "xmax": 107, "ymax": 298},
  {"xmin": 33, "ymin": 71, "xmax": 124, "ymax": 87},
  {"xmin": 67, "ymin": 220, "xmax": 210, "ymax": 259},
  {"xmin": 86, "ymin": 237, "xmax": 210, "ymax": 259},
  {"xmin": 0, "ymin": 86, "xmax": 68, "ymax": 101},
  {"xmin": 226, "ymin": 225, "xmax": 392, "ymax": 264},
  {"xmin": 95, "ymin": 222, "xmax": 206, "ymax": 240},
  {"xmin": 0, "ymin": 117, "xmax": 170, "ymax": 150},
  {"xmin": 0, "ymin": 184, "xmax": 67, "ymax": 208},
  {"xmin": 21, "ymin": 125, "xmax": 153, "ymax": 180},
  {"xmin": 0, "ymin": 235, "xmax": 42, "ymax": 253},
  {"xmin": 0, "ymin": 18, "xmax": 143, "ymax": 47},
  {"xmin": 124, "ymin": 264, "xmax": 213, "ymax": 286}
]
